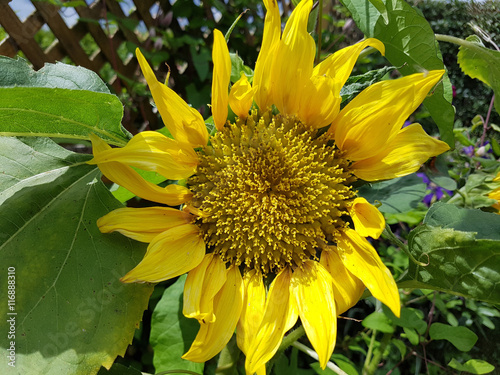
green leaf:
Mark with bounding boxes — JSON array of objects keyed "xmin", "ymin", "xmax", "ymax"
[
  {"xmin": 382, "ymin": 306, "xmax": 427, "ymax": 334},
  {"xmin": 362, "ymin": 312, "xmax": 395, "ymax": 333},
  {"xmin": 391, "ymin": 339, "xmax": 407, "ymax": 361},
  {"xmin": 358, "ymin": 174, "xmax": 427, "ymax": 214},
  {"xmin": 230, "ymin": 53, "xmax": 253, "ymax": 83},
  {"xmin": 0, "ymin": 56, "xmax": 110, "ymax": 93},
  {"xmin": 429, "ymin": 323, "xmax": 478, "ymax": 351},
  {"xmin": 457, "ymin": 35, "xmax": 500, "ymax": 114},
  {"xmin": 424, "ymin": 202, "xmax": 500, "ymax": 240},
  {"xmin": 150, "ymin": 275, "xmax": 204, "ymax": 374},
  {"xmin": 340, "ymin": 66, "xmax": 396, "ymax": 104},
  {"xmin": 0, "ymin": 137, "xmax": 152, "ymax": 374},
  {"xmin": 448, "ymin": 358, "xmax": 495, "ymax": 374},
  {"xmin": 340, "ymin": 0, "xmax": 455, "ymax": 147},
  {"xmin": 402, "ymin": 327, "xmax": 419, "ymax": 345},
  {"xmin": 0, "ymin": 87, "xmax": 129, "ymax": 146},
  {"xmin": 190, "ymin": 45, "xmax": 211, "ymax": 81},
  {"xmin": 398, "ymin": 223, "xmax": 500, "ymax": 304}
]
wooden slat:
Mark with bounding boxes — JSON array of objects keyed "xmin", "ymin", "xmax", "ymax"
[
  {"xmin": 31, "ymin": 1, "xmax": 98, "ymax": 71},
  {"xmin": 133, "ymin": 0, "xmax": 156, "ymax": 30},
  {"xmin": 0, "ymin": 4, "xmax": 48, "ymax": 68}
]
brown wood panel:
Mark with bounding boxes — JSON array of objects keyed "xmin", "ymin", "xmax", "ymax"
[
  {"xmin": 0, "ymin": 4, "xmax": 48, "ymax": 68},
  {"xmin": 32, "ymin": 1, "xmax": 98, "ymax": 71}
]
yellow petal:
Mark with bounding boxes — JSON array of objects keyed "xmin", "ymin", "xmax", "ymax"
[
  {"xmin": 348, "ymin": 197, "xmax": 385, "ymax": 239},
  {"xmin": 120, "ymin": 224, "xmax": 204, "ymax": 283},
  {"xmin": 97, "ymin": 206, "xmax": 193, "ymax": 243},
  {"xmin": 331, "ymin": 70, "xmax": 445, "ymax": 161},
  {"xmin": 229, "ymin": 73, "xmax": 254, "ymax": 120},
  {"xmin": 237, "ymin": 270, "xmax": 266, "ymax": 355},
  {"xmin": 297, "ymin": 75, "xmax": 342, "ymax": 129},
  {"xmin": 88, "ymin": 131, "xmax": 198, "ymax": 180},
  {"xmin": 291, "ymin": 261, "xmax": 337, "ymax": 369},
  {"xmin": 271, "ymin": 0, "xmax": 315, "ymax": 116},
  {"xmin": 246, "ymin": 268, "xmax": 298, "ymax": 374},
  {"xmin": 352, "ymin": 123, "xmax": 450, "ymax": 181},
  {"xmin": 320, "ymin": 248, "xmax": 365, "ymax": 315},
  {"xmin": 89, "ymin": 134, "xmax": 192, "ymax": 205},
  {"xmin": 212, "ymin": 29, "xmax": 231, "ymax": 131},
  {"xmin": 182, "ymin": 265, "xmax": 244, "ymax": 362},
  {"xmin": 183, "ymin": 253, "xmax": 227, "ymax": 324},
  {"xmin": 253, "ymin": 0, "xmax": 281, "ymax": 111},
  {"xmin": 136, "ymin": 48, "xmax": 208, "ymax": 148},
  {"xmin": 314, "ymin": 38, "xmax": 385, "ymax": 88},
  {"xmin": 337, "ymin": 229, "xmax": 400, "ymax": 317}
]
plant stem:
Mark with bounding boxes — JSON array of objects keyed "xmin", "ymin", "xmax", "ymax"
[
  {"xmin": 365, "ymin": 333, "xmax": 393, "ymax": 375},
  {"xmin": 267, "ymin": 325, "xmax": 306, "ymax": 372},
  {"xmin": 291, "ymin": 341, "xmax": 348, "ymax": 375},
  {"xmin": 383, "ymin": 224, "xmax": 428, "ymax": 267},
  {"xmin": 362, "ymin": 329, "xmax": 377, "ymax": 375}
]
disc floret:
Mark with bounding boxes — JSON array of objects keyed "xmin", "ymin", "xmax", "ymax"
[{"xmin": 188, "ymin": 111, "xmax": 356, "ymax": 274}]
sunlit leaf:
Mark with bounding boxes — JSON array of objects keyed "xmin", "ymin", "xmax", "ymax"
[
  {"xmin": 0, "ymin": 58, "xmax": 130, "ymax": 146},
  {"xmin": 457, "ymin": 35, "xmax": 500, "ymax": 114},
  {"xmin": 362, "ymin": 312, "xmax": 395, "ymax": 333},
  {"xmin": 340, "ymin": 0, "xmax": 455, "ymax": 147},
  {"xmin": 0, "ymin": 137, "xmax": 152, "ymax": 374},
  {"xmin": 448, "ymin": 358, "xmax": 495, "ymax": 374}
]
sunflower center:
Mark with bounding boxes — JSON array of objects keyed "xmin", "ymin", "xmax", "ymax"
[{"xmin": 188, "ymin": 111, "xmax": 356, "ymax": 274}]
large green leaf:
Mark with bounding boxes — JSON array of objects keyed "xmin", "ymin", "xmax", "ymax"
[
  {"xmin": 0, "ymin": 137, "xmax": 152, "ymax": 375},
  {"xmin": 0, "ymin": 57, "xmax": 130, "ymax": 146},
  {"xmin": 457, "ymin": 35, "xmax": 500, "ymax": 115},
  {"xmin": 0, "ymin": 56, "xmax": 111, "ymax": 94},
  {"xmin": 340, "ymin": 0, "xmax": 454, "ymax": 147},
  {"xmin": 398, "ymin": 204, "xmax": 500, "ymax": 304},
  {"xmin": 358, "ymin": 174, "xmax": 426, "ymax": 214},
  {"xmin": 150, "ymin": 275, "xmax": 204, "ymax": 374},
  {"xmin": 0, "ymin": 87, "xmax": 129, "ymax": 146}
]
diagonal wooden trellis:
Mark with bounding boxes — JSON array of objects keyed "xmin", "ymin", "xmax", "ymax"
[{"xmin": 0, "ymin": 0, "xmax": 169, "ymax": 131}]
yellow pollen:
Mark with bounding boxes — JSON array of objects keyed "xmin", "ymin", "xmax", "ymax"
[{"xmin": 188, "ymin": 111, "xmax": 356, "ymax": 274}]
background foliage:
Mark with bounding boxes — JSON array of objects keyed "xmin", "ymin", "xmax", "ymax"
[{"xmin": 1, "ymin": 0, "xmax": 500, "ymax": 375}]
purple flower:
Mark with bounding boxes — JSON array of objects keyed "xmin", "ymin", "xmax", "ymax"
[{"xmin": 417, "ymin": 172, "xmax": 453, "ymax": 206}]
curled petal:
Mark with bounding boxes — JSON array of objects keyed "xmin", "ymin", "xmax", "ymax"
[
  {"xmin": 212, "ymin": 29, "xmax": 232, "ymax": 130},
  {"xmin": 183, "ymin": 253, "xmax": 227, "ymax": 324},
  {"xmin": 291, "ymin": 261, "xmax": 337, "ymax": 369},
  {"xmin": 89, "ymin": 134, "xmax": 192, "ymax": 205},
  {"xmin": 337, "ymin": 229, "xmax": 400, "ymax": 317},
  {"xmin": 320, "ymin": 248, "xmax": 365, "ymax": 315},
  {"xmin": 136, "ymin": 48, "xmax": 208, "ymax": 148},
  {"xmin": 97, "ymin": 206, "xmax": 193, "ymax": 242},
  {"xmin": 348, "ymin": 197, "xmax": 385, "ymax": 239},
  {"xmin": 182, "ymin": 266, "xmax": 244, "ymax": 362},
  {"xmin": 246, "ymin": 268, "xmax": 298, "ymax": 374},
  {"xmin": 352, "ymin": 123, "xmax": 450, "ymax": 181},
  {"xmin": 314, "ymin": 38, "xmax": 385, "ymax": 88},
  {"xmin": 229, "ymin": 73, "xmax": 254, "ymax": 120},
  {"xmin": 331, "ymin": 70, "xmax": 445, "ymax": 161},
  {"xmin": 88, "ymin": 131, "xmax": 198, "ymax": 180},
  {"xmin": 121, "ymin": 224, "xmax": 205, "ymax": 283},
  {"xmin": 271, "ymin": 0, "xmax": 315, "ymax": 116},
  {"xmin": 253, "ymin": 0, "xmax": 281, "ymax": 111}
]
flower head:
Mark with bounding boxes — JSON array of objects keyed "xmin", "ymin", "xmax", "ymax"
[{"xmin": 88, "ymin": 0, "xmax": 449, "ymax": 372}]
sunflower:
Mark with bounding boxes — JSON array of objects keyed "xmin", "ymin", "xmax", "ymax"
[{"xmin": 88, "ymin": 0, "xmax": 450, "ymax": 372}]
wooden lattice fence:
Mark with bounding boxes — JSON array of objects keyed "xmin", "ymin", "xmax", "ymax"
[{"xmin": 0, "ymin": 0, "xmax": 172, "ymax": 131}]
